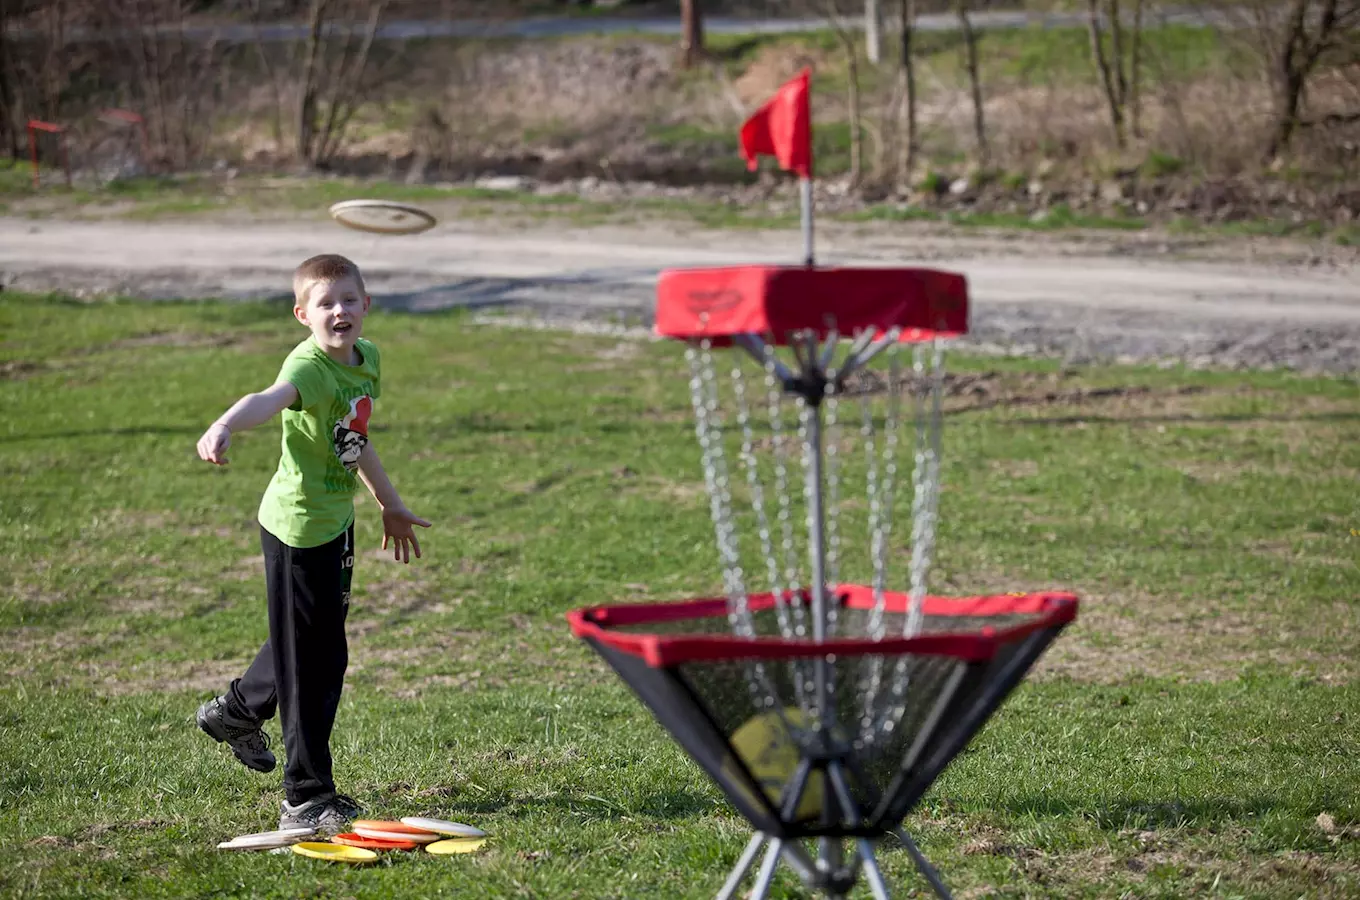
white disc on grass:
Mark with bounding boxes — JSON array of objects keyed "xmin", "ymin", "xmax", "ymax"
[
  {"xmin": 329, "ymin": 199, "xmax": 437, "ymax": 235},
  {"xmin": 216, "ymin": 827, "xmax": 317, "ymax": 851},
  {"xmin": 400, "ymin": 817, "xmax": 487, "ymax": 838}
]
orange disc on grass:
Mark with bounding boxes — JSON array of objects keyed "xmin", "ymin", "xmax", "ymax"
[
  {"xmin": 351, "ymin": 820, "xmax": 442, "ymax": 843},
  {"xmin": 332, "ymin": 832, "xmax": 420, "ymax": 851}
]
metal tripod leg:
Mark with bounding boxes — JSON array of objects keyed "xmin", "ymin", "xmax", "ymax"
[
  {"xmin": 748, "ymin": 838, "xmax": 784, "ymax": 900},
  {"xmin": 893, "ymin": 828, "xmax": 954, "ymax": 900},
  {"xmin": 855, "ymin": 840, "xmax": 893, "ymax": 900},
  {"xmin": 716, "ymin": 833, "xmax": 768, "ymax": 900}
]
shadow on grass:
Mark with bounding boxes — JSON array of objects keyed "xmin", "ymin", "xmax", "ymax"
[
  {"xmin": 0, "ymin": 425, "xmax": 201, "ymax": 445},
  {"xmin": 377, "ymin": 271, "xmax": 655, "ymax": 316},
  {"xmin": 405, "ymin": 787, "xmax": 720, "ymax": 821},
  {"xmin": 999, "ymin": 795, "xmax": 1300, "ymax": 829},
  {"xmin": 982, "ymin": 411, "xmax": 1360, "ymax": 427}
]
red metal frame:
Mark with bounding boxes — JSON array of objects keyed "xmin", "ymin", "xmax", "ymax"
[
  {"xmin": 27, "ymin": 120, "xmax": 71, "ymax": 189},
  {"xmin": 568, "ymin": 589, "xmax": 1078, "ymax": 668}
]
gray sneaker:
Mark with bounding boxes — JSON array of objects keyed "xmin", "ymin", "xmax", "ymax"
[
  {"xmin": 278, "ymin": 793, "xmax": 365, "ymax": 834},
  {"xmin": 195, "ymin": 696, "xmax": 276, "ymax": 773}
]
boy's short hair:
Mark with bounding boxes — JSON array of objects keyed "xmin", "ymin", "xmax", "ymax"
[{"xmin": 293, "ymin": 254, "xmax": 366, "ymax": 305}]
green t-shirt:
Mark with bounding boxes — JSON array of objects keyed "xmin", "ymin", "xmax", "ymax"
[{"xmin": 257, "ymin": 336, "xmax": 382, "ymax": 548}]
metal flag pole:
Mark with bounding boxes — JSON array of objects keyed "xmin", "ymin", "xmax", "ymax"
[{"xmin": 801, "ymin": 176, "xmax": 814, "ymax": 267}]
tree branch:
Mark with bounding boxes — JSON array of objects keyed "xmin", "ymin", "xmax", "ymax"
[{"xmin": 1298, "ymin": 109, "xmax": 1360, "ymax": 128}]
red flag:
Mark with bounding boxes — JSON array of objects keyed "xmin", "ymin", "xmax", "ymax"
[{"xmin": 739, "ymin": 68, "xmax": 813, "ymax": 179}]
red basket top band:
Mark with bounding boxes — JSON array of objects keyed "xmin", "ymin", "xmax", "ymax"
[
  {"xmin": 654, "ymin": 265, "xmax": 969, "ymax": 346},
  {"xmin": 568, "ymin": 588, "xmax": 1078, "ymax": 668}
]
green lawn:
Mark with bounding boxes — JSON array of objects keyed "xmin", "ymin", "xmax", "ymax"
[{"xmin": 1, "ymin": 292, "xmax": 1357, "ymax": 898}]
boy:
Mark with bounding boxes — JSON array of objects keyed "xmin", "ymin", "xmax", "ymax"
[{"xmin": 194, "ymin": 254, "xmax": 430, "ymax": 832}]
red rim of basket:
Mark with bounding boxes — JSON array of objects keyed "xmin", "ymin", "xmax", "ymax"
[
  {"xmin": 652, "ymin": 265, "xmax": 970, "ymax": 346},
  {"xmin": 567, "ymin": 588, "xmax": 1078, "ymax": 668}
]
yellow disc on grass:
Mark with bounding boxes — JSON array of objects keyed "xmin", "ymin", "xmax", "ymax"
[
  {"xmin": 425, "ymin": 838, "xmax": 487, "ymax": 855},
  {"xmin": 291, "ymin": 841, "xmax": 379, "ymax": 864}
]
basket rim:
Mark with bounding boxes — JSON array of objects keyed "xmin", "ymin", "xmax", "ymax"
[{"xmin": 567, "ymin": 587, "xmax": 1078, "ymax": 668}]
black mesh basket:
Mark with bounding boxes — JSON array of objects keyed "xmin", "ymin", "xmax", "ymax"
[{"xmin": 568, "ymin": 587, "xmax": 1077, "ymax": 841}]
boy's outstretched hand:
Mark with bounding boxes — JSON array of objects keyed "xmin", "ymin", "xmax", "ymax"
[
  {"xmin": 197, "ymin": 423, "xmax": 232, "ymax": 465},
  {"xmin": 382, "ymin": 505, "xmax": 432, "ymax": 564}
]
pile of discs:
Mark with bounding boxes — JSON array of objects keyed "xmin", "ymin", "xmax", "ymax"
[{"xmin": 217, "ymin": 817, "xmax": 487, "ymax": 864}]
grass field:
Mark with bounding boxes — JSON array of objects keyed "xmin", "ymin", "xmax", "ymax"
[{"xmin": 1, "ymin": 292, "xmax": 1358, "ymax": 898}]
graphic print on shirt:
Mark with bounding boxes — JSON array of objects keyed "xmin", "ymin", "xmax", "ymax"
[{"xmin": 333, "ymin": 395, "xmax": 372, "ymax": 471}]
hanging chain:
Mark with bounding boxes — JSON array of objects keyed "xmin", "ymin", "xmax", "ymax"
[
  {"xmin": 733, "ymin": 360, "xmax": 782, "ymax": 607},
  {"xmin": 860, "ymin": 339, "xmax": 947, "ymax": 745},
  {"xmin": 684, "ymin": 330, "xmax": 950, "ymax": 748},
  {"xmin": 686, "ymin": 341, "xmax": 747, "ymax": 629},
  {"xmin": 762, "ymin": 340, "xmax": 807, "ymax": 639},
  {"xmin": 823, "ymin": 377, "xmax": 842, "ymax": 639},
  {"xmin": 905, "ymin": 339, "xmax": 945, "ymax": 638},
  {"xmin": 857, "ymin": 340, "xmax": 906, "ymax": 742}
]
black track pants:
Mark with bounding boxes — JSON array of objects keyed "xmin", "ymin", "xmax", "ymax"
[{"xmin": 228, "ymin": 522, "xmax": 354, "ymax": 806}]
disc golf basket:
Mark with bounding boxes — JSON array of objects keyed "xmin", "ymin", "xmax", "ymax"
[
  {"xmin": 87, "ymin": 109, "xmax": 150, "ymax": 183},
  {"xmin": 567, "ymin": 265, "xmax": 1078, "ymax": 899},
  {"xmin": 27, "ymin": 120, "xmax": 72, "ymax": 189}
]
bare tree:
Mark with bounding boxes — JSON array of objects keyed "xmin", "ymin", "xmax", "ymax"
[
  {"xmin": 898, "ymin": 0, "xmax": 919, "ymax": 186},
  {"xmin": 295, "ymin": 0, "xmax": 389, "ymax": 168},
  {"xmin": 97, "ymin": 0, "xmax": 225, "ymax": 169},
  {"xmin": 1256, "ymin": 0, "xmax": 1360, "ymax": 161},
  {"xmin": 680, "ymin": 0, "xmax": 706, "ymax": 69},
  {"xmin": 865, "ymin": 0, "xmax": 883, "ymax": 65},
  {"xmin": 245, "ymin": 0, "xmax": 291, "ymax": 153},
  {"xmin": 1, "ymin": 0, "xmax": 97, "ymax": 160},
  {"xmin": 813, "ymin": 0, "xmax": 868, "ymax": 185},
  {"xmin": 956, "ymin": 0, "xmax": 987, "ymax": 165},
  {"xmin": 1085, "ymin": 0, "xmax": 1146, "ymax": 148},
  {"xmin": 0, "ymin": 0, "xmax": 20, "ymax": 157}
]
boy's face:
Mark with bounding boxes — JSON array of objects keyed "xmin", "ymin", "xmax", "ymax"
[{"xmin": 295, "ymin": 276, "xmax": 370, "ymax": 356}]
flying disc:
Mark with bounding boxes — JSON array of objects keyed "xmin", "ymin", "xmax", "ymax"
[
  {"xmin": 400, "ymin": 817, "xmax": 487, "ymax": 838},
  {"xmin": 291, "ymin": 842, "xmax": 378, "ymax": 863},
  {"xmin": 425, "ymin": 837, "xmax": 487, "ymax": 855},
  {"xmin": 352, "ymin": 819, "xmax": 442, "ymax": 843},
  {"xmin": 329, "ymin": 199, "xmax": 437, "ymax": 235},
  {"xmin": 332, "ymin": 832, "xmax": 420, "ymax": 851},
  {"xmin": 216, "ymin": 827, "xmax": 317, "ymax": 851}
]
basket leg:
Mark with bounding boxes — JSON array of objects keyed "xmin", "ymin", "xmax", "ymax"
[
  {"xmin": 855, "ymin": 840, "xmax": 893, "ymax": 900},
  {"xmin": 893, "ymin": 828, "xmax": 954, "ymax": 900},
  {"xmin": 716, "ymin": 833, "xmax": 767, "ymax": 900},
  {"xmin": 748, "ymin": 838, "xmax": 784, "ymax": 900}
]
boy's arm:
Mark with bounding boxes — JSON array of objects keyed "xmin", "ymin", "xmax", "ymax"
[
  {"xmin": 196, "ymin": 381, "xmax": 300, "ymax": 466},
  {"xmin": 357, "ymin": 442, "xmax": 432, "ymax": 564}
]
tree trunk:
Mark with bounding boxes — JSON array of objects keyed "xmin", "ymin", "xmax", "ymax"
[
  {"xmin": 1262, "ymin": 0, "xmax": 1342, "ymax": 162},
  {"xmin": 956, "ymin": 0, "xmax": 987, "ymax": 165},
  {"xmin": 680, "ymin": 0, "xmax": 705, "ymax": 69},
  {"xmin": 1109, "ymin": 0, "xmax": 1127, "ymax": 113},
  {"xmin": 315, "ymin": 0, "xmax": 386, "ymax": 166},
  {"xmin": 847, "ymin": 48, "xmax": 863, "ymax": 185},
  {"xmin": 0, "ymin": 0, "xmax": 14, "ymax": 158},
  {"xmin": 1265, "ymin": 57, "xmax": 1308, "ymax": 163},
  {"xmin": 865, "ymin": 0, "xmax": 882, "ymax": 65},
  {"xmin": 1086, "ymin": 0, "xmax": 1125, "ymax": 148},
  {"xmin": 897, "ymin": 0, "xmax": 918, "ymax": 188},
  {"xmin": 296, "ymin": 0, "xmax": 328, "ymax": 164},
  {"xmin": 1130, "ymin": 0, "xmax": 1144, "ymax": 139}
]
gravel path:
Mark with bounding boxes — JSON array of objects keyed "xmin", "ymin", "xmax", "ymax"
[{"xmin": 3, "ymin": 216, "xmax": 1359, "ymax": 374}]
